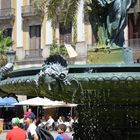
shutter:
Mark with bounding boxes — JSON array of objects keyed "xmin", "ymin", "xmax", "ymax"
[{"xmin": 1, "ymin": 0, "xmax": 11, "ymax": 9}]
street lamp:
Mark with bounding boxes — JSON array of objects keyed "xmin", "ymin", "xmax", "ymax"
[{"xmin": 6, "ymin": 46, "xmax": 16, "ymax": 63}]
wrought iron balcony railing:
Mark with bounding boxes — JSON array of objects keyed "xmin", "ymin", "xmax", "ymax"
[
  {"xmin": 127, "ymin": 38, "xmax": 140, "ymax": 63},
  {"xmin": 25, "ymin": 49, "xmax": 42, "ymax": 58},
  {"xmin": 127, "ymin": 38, "xmax": 140, "ymax": 50},
  {"xmin": 0, "ymin": 8, "xmax": 15, "ymax": 20},
  {"xmin": 60, "ymin": 34, "xmax": 72, "ymax": 44},
  {"xmin": 22, "ymin": 5, "xmax": 42, "ymax": 17}
]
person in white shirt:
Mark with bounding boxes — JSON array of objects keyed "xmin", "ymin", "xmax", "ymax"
[
  {"xmin": 46, "ymin": 116, "xmax": 54, "ymax": 130},
  {"xmin": 69, "ymin": 116, "xmax": 74, "ymax": 127},
  {"xmin": 25, "ymin": 112, "xmax": 38, "ymax": 140},
  {"xmin": 57, "ymin": 116, "xmax": 64, "ymax": 125}
]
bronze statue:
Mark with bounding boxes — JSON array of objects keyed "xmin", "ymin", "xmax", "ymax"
[{"xmin": 89, "ymin": 0, "xmax": 137, "ymax": 47}]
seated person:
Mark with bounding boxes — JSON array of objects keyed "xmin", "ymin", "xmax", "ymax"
[
  {"xmin": 46, "ymin": 116, "xmax": 54, "ymax": 130},
  {"xmin": 57, "ymin": 116, "xmax": 64, "ymax": 125},
  {"xmin": 38, "ymin": 116, "xmax": 47, "ymax": 129}
]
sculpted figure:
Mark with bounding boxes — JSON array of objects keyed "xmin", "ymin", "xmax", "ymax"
[
  {"xmin": 39, "ymin": 55, "xmax": 81, "ymax": 102},
  {"xmin": 89, "ymin": 0, "xmax": 136, "ymax": 47}
]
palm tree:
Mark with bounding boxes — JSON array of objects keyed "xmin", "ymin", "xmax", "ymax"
[
  {"xmin": 32, "ymin": 0, "xmax": 80, "ymax": 47},
  {"xmin": 32, "ymin": 0, "xmax": 80, "ymax": 25},
  {"xmin": 0, "ymin": 30, "xmax": 13, "ymax": 66},
  {"xmin": 32, "ymin": 0, "xmax": 106, "ymax": 43},
  {"xmin": 32, "ymin": 0, "xmax": 137, "ymax": 48}
]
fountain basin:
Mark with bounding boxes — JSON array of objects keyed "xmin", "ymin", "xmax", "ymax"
[{"xmin": 1, "ymin": 64, "xmax": 140, "ymax": 139}]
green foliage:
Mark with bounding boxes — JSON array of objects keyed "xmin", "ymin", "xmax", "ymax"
[
  {"xmin": 50, "ymin": 44, "xmax": 68, "ymax": 57},
  {"xmin": 72, "ymin": 16, "xmax": 77, "ymax": 46},
  {"xmin": 52, "ymin": 20, "xmax": 57, "ymax": 45},
  {"xmin": 0, "ymin": 30, "xmax": 13, "ymax": 66},
  {"xmin": 31, "ymin": 0, "xmax": 48, "ymax": 13},
  {"xmin": 0, "ymin": 30, "xmax": 13, "ymax": 54},
  {"xmin": 32, "ymin": 0, "xmax": 80, "ymax": 26}
]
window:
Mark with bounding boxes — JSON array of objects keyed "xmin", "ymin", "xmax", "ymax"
[
  {"xmin": 128, "ymin": 13, "xmax": 140, "ymax": 39},
  {"xmin": 128, "ymin": 13, "xmax": 140, "ymax": 63},
  {"xmin": 1, "ymin": 0, "xmax": 11, "ymax": 9},
  {"xmin": 59, "ymin": 22, "xmax": 72, "ymax": 44},
  {"xmin": 27, "ymin": 25, "xmax": 41, "ymax": 57},
  {"xmin": 30, "ymin": 0, "xmax": 33, "ymax": 5},
  {"xmin": 29, "ymin": 25, "xmax": 41, "ymax": 50},
  {"xmin": 3, "ymin": 28, "xmax": 12, "ymax": 38}
]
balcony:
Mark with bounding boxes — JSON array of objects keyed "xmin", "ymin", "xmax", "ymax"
[
  {"xmin": 128, "ymin": 38, "xmax": 140, "ymax": 49},
  {"xmin": 25, "ymin": 49, "xmax": 42, "ymax": 58},
  {"xmin": 15, "ymin": 48, "xmax": 45, "ymax": 66},
  {"xmin": 60, "ymin": 34, "xmax": 72, "ymax": 44},
  {"xmin": 127, "ymin": 38, "xmax": 140, "ymax": 63},
  {"xmin": 22, "ymin": 5, "xmax": 42, "ymax": 17},
  {"xmin": 0, "ymin": 8, "xmax": 15, "ymax": 20}
]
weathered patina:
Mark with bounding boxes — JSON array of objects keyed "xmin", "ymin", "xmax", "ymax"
[
  {"xmin": 0, "ymin": 56, "xmax": 140, "ymax": 140},
  {"xmin": 0, "ymin": 55, "xmax": 140, "ymax": 139},
  {"xmin": 0, "ymin": 1, "xmax": 138, "ymax": 138},
  {"xmin": 88, "ymin": 0, "xmax": 136, "ymax": 47}
]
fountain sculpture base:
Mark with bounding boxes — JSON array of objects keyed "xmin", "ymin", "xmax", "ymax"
[{"xmin": 87, "ymin": 47, "xmax": 133, "ymax": 64}]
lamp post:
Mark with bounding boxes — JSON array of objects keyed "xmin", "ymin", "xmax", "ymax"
[{"xmin": 6, "ymin": 46, "xmax": 16, "ymax": 63}]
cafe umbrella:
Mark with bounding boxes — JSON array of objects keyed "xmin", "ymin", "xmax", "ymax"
[{"xmin": 0, "ymin": 97, "xmax": 18, "ymax": 107}]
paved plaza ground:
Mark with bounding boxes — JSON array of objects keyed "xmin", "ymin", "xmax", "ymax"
[{"xmin": 0, "ymin": 130, "xmax": 73, "ymax": 140}]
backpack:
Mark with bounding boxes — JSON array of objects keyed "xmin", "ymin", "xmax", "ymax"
[
  {"xmin": 61, "ymin": 133, "xmax": 70, "ymax": 140},
  {"xmin": 36, "ymin": 126, "xmax": 54, "ymax": 140}
]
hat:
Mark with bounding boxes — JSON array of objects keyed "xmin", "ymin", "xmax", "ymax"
[
  {"xmin": 25, "ymin": 112, "xmax": 36, "ymax": 120},
  {"xmin": 12, "ymin": 117, "xmax": 20, "ymax": 124}
]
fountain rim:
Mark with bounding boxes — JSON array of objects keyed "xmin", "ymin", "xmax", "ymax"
[{"xmin": 5, "ymin": 63, "xmax": 140, "ymax": 78}]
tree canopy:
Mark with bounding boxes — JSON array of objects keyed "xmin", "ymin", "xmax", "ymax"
[{"xmin": 32, "ymin": 0, "xmax": 81, "ymax": 25}]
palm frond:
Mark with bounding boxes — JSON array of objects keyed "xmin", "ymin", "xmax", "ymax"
[
  {"xmin": 0, "ymin": 30, "xmax": 13, "ymax": 54},
  {"xmin": 62, "ymin": 0, "xmax": 81, "ymax": 25},
  {"xmin": 32, "ymin": 0, "xmax": 80, "ymax": 25}
]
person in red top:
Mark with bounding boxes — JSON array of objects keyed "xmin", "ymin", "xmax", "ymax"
[
  {"xmin": 6, "ymin": 117, "xmax": 26, "ymax": 140},
  {"xmin": 24, "ymin": 108, "xmax": 32, "ymax": 118}
]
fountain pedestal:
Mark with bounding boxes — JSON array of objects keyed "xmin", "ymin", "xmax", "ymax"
[{"xmin": 87, "ymin": 47, "xmax": 133, "ymax": 64}]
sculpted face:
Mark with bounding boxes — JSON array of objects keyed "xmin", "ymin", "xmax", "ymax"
[{"xmin": 41, "ymin": 64, "xmax": 68, "ymax": 81}]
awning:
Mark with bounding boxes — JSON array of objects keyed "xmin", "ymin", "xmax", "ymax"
[
  {"xmin": 0, "ymin": 97, "xmax": 18, "ymax": 107},
  {"xmin": 13, "ymin": 97, "xmax": 77, "ymax": 108}
]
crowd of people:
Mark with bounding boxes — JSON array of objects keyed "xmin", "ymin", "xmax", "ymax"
[{"xmin": 5, "ymin": 108, "xmax": 78, "ymax": 140}]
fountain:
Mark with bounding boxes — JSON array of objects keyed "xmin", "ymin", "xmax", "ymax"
[
  {"xmin": 1, "ymin": 55, "xmax": 140, "ymax": 139},
  {"xmin": 0, "ymin": 0, "xmax": 139, "ymax": 139}
]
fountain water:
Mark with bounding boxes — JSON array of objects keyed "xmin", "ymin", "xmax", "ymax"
[{"xmin": 1, "ymin": 57, "xmax": 140, "ymax": 139}]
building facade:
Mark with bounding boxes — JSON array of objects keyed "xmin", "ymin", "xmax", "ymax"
[
  {"xmin": 0, "ymin": 0, "xmax": 140, "ymax": 68},
  {"xmin": 128, "ymin": 0, "xmax": 140, "ymax": 63}
]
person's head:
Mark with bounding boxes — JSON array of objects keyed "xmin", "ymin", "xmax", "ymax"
[
  {"xmin": 48, "ymin": 116, "xmax": 53, "ymax": 120},
  {"xmin": 59, "ymin": 116, "xmax": 62, "ymax": 120},
  {"xmin": 28, "ymin": 108, "xmax": 32, "ymax": 112},
  {"xmin": 41, "ymin": 116, "xmax": 46, "ymax": 121},
  {"xmin": 57, "ymin": 124, "xmax": 67, "ymax": 134},
  {"xmin": 25, "ymin": 112, "xmax": 36, "ymax": 125},
  {"xmin": 11, "ymin": 117, "xmax": 20, "ymax": 127}
]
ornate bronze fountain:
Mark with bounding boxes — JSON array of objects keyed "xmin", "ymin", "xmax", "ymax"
[{"xmin": 0, "ymin": 0, "xmax": 139, "ymax": 139}]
